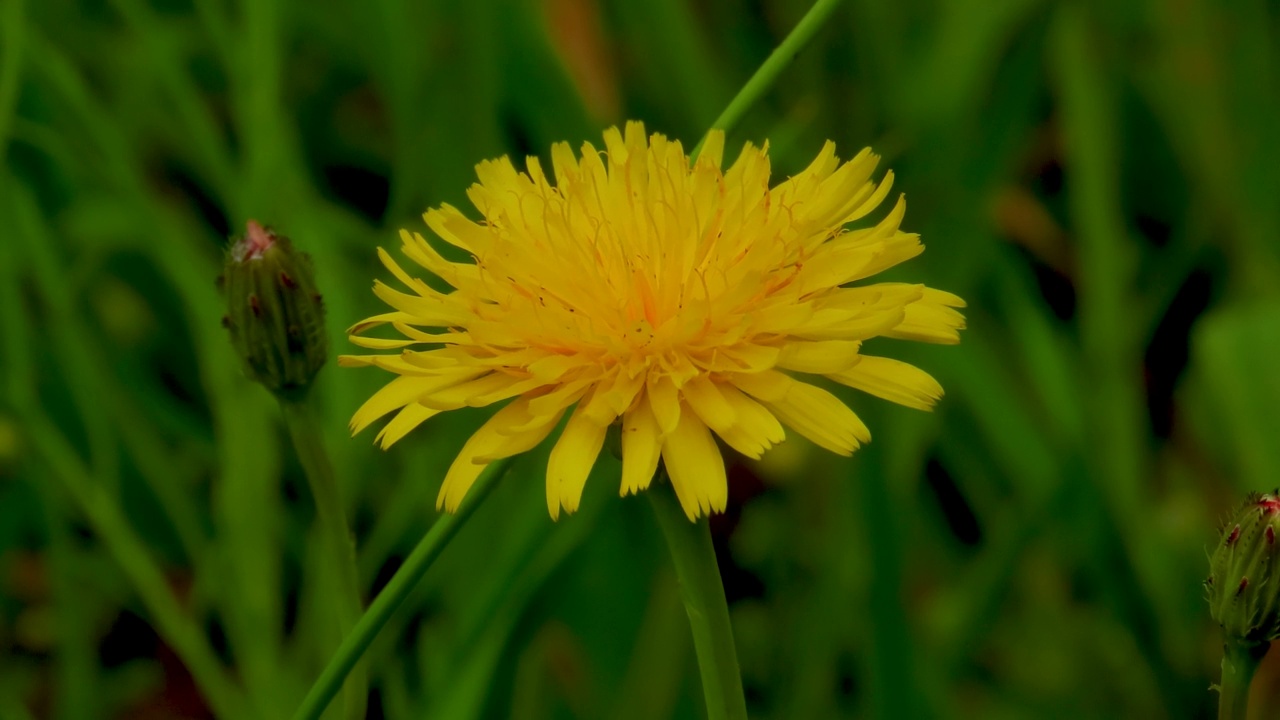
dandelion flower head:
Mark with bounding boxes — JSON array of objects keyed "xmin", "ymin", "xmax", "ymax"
[{"xmin": 342, "ymin": 122, "xmax": 964, "ymax": 520}]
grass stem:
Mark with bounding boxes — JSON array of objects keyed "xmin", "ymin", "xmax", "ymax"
[{"xmin": 282, "ymin": 397, "xmax": 367, "ymax": 720}]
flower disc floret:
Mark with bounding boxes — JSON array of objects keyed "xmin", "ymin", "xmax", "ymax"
[{"xmin": 342, "ymin": 122, "xmax": 965, "ymax": 520}]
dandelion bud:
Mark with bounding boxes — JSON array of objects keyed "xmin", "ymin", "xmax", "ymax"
[
  {"xmin": 1207, "ymin": 492, "xmax": 1280, "ymax": 646},
  {"xmin": 221, "ymin": 220, "xmax": 327, "ymax": 400}
]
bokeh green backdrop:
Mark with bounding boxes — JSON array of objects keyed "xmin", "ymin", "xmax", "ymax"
[{"xmin": 3, "ymin": 0, "xmax": 1279, "ymax": 717}]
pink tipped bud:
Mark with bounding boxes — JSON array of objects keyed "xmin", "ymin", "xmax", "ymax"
[
  {"xmin": 1209, "ymin": 493, "xmax": 1280, "ymax": 644},
  {"xmin": 221, "ymin": 221, "xmax": 328, "ymax": 399},
  {"xmin": 234, "ymin": 220, "xmax": 276, "ymax": 261}
]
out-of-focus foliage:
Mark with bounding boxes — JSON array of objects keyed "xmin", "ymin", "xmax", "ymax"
[{"xmin": 1, "ymin": 0, "xmax": 1278, "ymax": 718}]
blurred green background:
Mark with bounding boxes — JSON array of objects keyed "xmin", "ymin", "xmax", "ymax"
[{"xmin": 3, "ymin": 0, "xmax": 1279, "ymax": 717}]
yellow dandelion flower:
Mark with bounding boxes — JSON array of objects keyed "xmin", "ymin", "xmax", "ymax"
[{"xmin": 341, "ymin": 122, "xmax": 964, "ymax": 520}]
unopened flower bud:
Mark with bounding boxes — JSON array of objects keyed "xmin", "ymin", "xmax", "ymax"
[
  {"xmin": 1207, "ymin": 492, "xmax": 1280, "ymax": 646},
  {"xmin": 221, "ymin": 220, "xmax": 327, "ymax": 399}
]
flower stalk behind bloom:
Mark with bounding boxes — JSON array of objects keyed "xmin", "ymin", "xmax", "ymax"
[
  {"xmin": 648, "ymin": 474, "xmax": 748, "ymax": 719},
  {"xmin": 343, "ymin": 123, "xmax": 964, "ymax": 520}
]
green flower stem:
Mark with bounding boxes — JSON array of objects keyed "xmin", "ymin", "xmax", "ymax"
[
  {"xmin": 292, "ymin": 456, "xmax": 516, "ymax": 720},
  {"xmin": 647, "ymin": 479, "xmax": 748, "ymax": 720},
  {"xmin": 1219, "ymin": 640, "xmax": 1265, "ymax": 720},
  {"xmin": 693, "ymin": 0, "xmax": 848, "ymax": 157},
  {"xmin": 281, "ymin": 398, "xmax": 367, "ymax": 720}
]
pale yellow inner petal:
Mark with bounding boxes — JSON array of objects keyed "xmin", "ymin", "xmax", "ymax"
[
  {"xmin": 661, "ymin": 404, "xmax": 729, "ymax": 520},
  {"xmin": 621, "ymin": 399, "xmax": 662, "ymax": 496},
  {"xmin": 546, "ymin": 402, "xmax": 609, "ymax": 520}
]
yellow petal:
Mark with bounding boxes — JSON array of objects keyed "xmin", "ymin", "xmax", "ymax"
[
  {"xmin": 473, "ymin": 407, "xmax": 566, "ymax": 463},
  {"xmin": 727, "ymin": 369, "xmax": 791, "ymax": 403},
  {"xmin": 550, "ymin": 140, "xmax": 581, "ymax": 186},
  {"xmin": 849, "ymin": 232, "xmax": 924, "ymax": 283},
  {"xmin": 375, "ymin": 404, "xmax": 440, "ymax": 449},
  {"xmin": 647, "ymin": 374, "xmax": 681, "ymax": 435},
  {"xmin": 377, "ymin": 246, "xmax": 432, "ymax": 295},
  {"xmin": 351, "ymin": 377, "xmax": 415, "ymax": 434},
  {"xmin": 602, "ymin": 125, "xmax": 630, "ymax": 166},
  {"xmin": 417, "ymin": 372, "xmax": 540, "ymax": 410},
  {"xmin": 838, "ymin": 168, "xmax": 894, "ymax": 225},
  {"xmin": 526, "ymin": 376, "xmax": 596, "ymax": 418},
  {"xmin": 398, "ymin": 349, "xmax": 467, "ymax": 371},
  {"xmin": 752, "ymin": 303, "xmax": 816, "ymax": 336},
  {"xmin": 774, "ymin": 140, "xmax": 838, "ymax": 199},
  {"xmin": 437, "ymin": 398, "xmax": 562, "ymax": 512},
  {"xmin": 371, "ymin": 280, "xmax": 466, "ymax": 327},
  {"xmin": 661, "ymin": 405, "xmax": 728, "ymax": 520},
  {"xmin": 769, "ymin": 379, "xmax": 870, "ymax": 455},
  {"xmin": 621, "ymin": 398, "xmax": 661, "ymax": 496},
  {"xmin": 714, "ymin": 343, "xmax": 782, "ymax": 372},
  {"xmin": 776, "ymin": 340, "xmax": 863, "ymax": 374},
  {"xmin": 546, "ymin": 402, "xmax": 609, "ymax": 519},
  {"xmin": 398, "ymin": 229, "xmax": 481, "ymax": 291},
  {"xmin": 822, "ymin": 283, "xmax": 923, "ymax": 312},
  {"xmin": 391, "ymin": 323, "xmax": 468, "ymax": 345},
  {"xmin": 682, "ymin": 376, "xmax": 735, "ymax": 433},
  {"xmin": 791, "ymin": 307, "xmax": 905, "ymax": 342},
  {"xmin": 884, "ymin": 288, "xmax": 967, "ymax": 344},
  {"xmin": 348, "ymin": 311, "xmax": 416, "ymax": 335},
  {"xmin": 798, "ymin": 197, "xmax": 914, "ymax": 292},
  {"xmin": 423, "ymin": 204, "xmax": 488, "ymax": 253},
  {"xmin": 828, "ymin": 356, "xmax": 943, "ymax": 411},
  {"xmin": 528, "ymin": 354, "xmax": 590, "ymax": 382},
  {"xmin": 346, "ymin": 335, "xmax": 422, "ymax": 350},
  {"xmin": 350, "ymin": 372, "xmax": 481, "ymax": 435},
  {"xmin": 712, "ymin": 383, "xmax": 785, "ymax": 459},
  {"xmin": 338, "ymin": 353, "xmax": 441, "ymax": 375},
  {"xmin": 801, "ymin": 148, "xmax": 879, "ymax": 228},
  {"xmin": 580, "ymin": 370, "xmax": 644, "ymax": 425},
  {"xmin": 524, "ymin": 154, "xmax": 550, "ymax": 188},
  {"xmin": 732, "ymin": 372, "xmax": 869, "ymax": 455}
]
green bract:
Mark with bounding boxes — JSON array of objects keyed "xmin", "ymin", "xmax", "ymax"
[
  {"xmin": 1207, "ymin": 492, "xmax": 1280, "ymax": 646},
  {"xmin": 221, "ymin": 221, "xmax": 328, "ymax": 400}
]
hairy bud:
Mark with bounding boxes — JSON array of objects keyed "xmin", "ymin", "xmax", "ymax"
[
  {"xmin": 1208, "ymin": 492, "xmax": 1280, "ymax": 646},
  {"xmin": 221, "ymin": 220, "xmax": 327, "ymax": 399}
]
